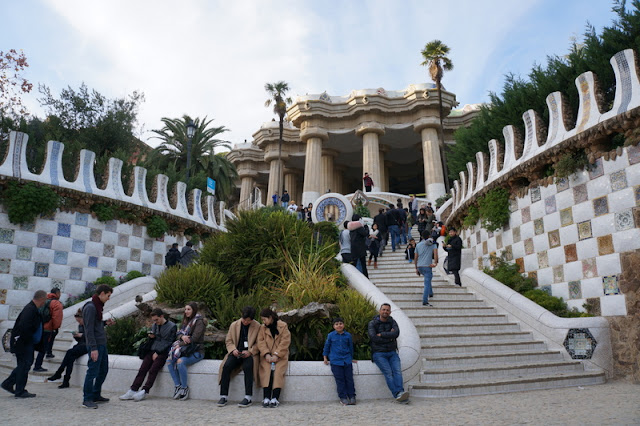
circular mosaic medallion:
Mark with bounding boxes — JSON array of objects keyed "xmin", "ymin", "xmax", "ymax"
[{"xmin": 311, "ymin": 193, "xmax": 353, "ymax": 224}]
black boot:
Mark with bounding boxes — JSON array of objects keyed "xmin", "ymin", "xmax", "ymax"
[
  {"xmin": 58, "ymin": 380, "xmax": 70, "ymax": 389},
  {"xmin": 47, "ymin": 371, "xmax": 62, "ymax": 382}
]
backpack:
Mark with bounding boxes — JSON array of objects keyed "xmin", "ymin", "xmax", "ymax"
[{"xmin": 42, "ymin": 299, "xmax": 52, "ymax": 323}]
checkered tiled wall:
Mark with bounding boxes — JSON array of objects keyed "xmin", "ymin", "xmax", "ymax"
[
  {"xmin": 461, "ymin": 146, "xmax": 640, "ymax": 316},
  {"xmin": 0, "ymin": 210, "xmax": 186, "ymax": 321}
]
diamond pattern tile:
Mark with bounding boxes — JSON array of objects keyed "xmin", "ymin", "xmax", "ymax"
[
  {"xmin": 116, "ymin": 259, "xmax": 127, "ymax": 272},
  {"xmin": 72, "ymin": 239, "xmax": 86, "ymax": 253},
  {"xmin": 144, "ymin": 239, "xmax": 154, "ymax": 251},
  {"xmin": 568, "ymin": 281, "xmax": 582, "ymax": 299},
  {"xmin": 90, "ymin": 228, "xmax": 102, "ymax": 243},
  {"xmin": 20, "ymin": 223, "xmax": 35, "ymax": 232},
  {"xmin": 548, "ymin": 229, "xmax": 561, "ymax": 248},
  {"xmin": 496, "ymin": 234, "xmax": 503, "ymax": 250},
  {"xmin": 512, "ymin": 226, "xmax": 521, "ymax": 243},
  {"xmin": 537, "ymin": 251, "xmax": 549, "ymax": 269},
  {"xmin": 573, "ymin": 184, "xmax": 588, "ymax": 204},
  {"xmin": 534, "ymin": 218, "xmax": 544, "ymax": 235},
  {"xmin": 593, "ymin": 196, "xmax": 609, "ymax": 217},
  {"xmin": 545, "ymin": 195, "xmax": 557, "ymax": 214},
  {"xmin": 118, "ymin": 234, "xmax": 129, "ymax": 247},
  {"xmin": 0, "ymin": 258, "xmax": 10, "ymax": 274},
  {"xmin": 70, "ymin": 267, "xmax": 83, "ymax": 280},
  {"xmin": 524, "ymin": 238, "xmax": 534, "ymax": 255},
  {"xmin": 589, "ymin": 157, "xmax": 604, "ymax": 179},
  {"xmin": 57, "ymin": 223, "xmax": 71, "ymax": 237},
  {"xmin": 105, "ymin": 220, "xmax": 118, "ymax": 232},
  {"xmin": 132, "ymin": 225, "xmax": 143, "ymax": 237},
  {"xmin": 597, "ymin": 235, "xmax": 614, "ymax": 255},
  {"xmin": 530, "ymin": 187, "xmax": 541, "ymax": 203},
  {"xmin": 603, "ymin": 275, "xmax": 620, "ymax": 295},
  {"xmin": 610, "ymin": 170, "xmax": 628, "ymax": 191},
  {"xmin": 130, "ymin": 249, "xmax": 141, "ymax": 262},
  {"xmin": 75, "ymin": 213, "xmax": 89, "ymax": 226},
  {"xmin": 37, "ymin": 233, "xmax": 53, "ymax": 249},
  {"xmin": 0, "ymin": 228, "xmax": 14, "ymax": 244},
  {"xmin": 564, "ymin": 244, "xmax": 578, "ymax": 262},
  {"xmin": 53, "ymin": 251, "xmax": 68, "ymax": 265},
  {"xmin": 88, "ymin": 256, "xmax": 98, "ymax": 268},
  {"xmin": 635, "ymin": 185, "xmax": 640, "ymax": 206},
  {"xmin": 13, "ymin": 276, "xmax": 28, "ymax": 290},
  {"xmin": 556, "ymin": 177, "xmax": 569, "ymax": 192},
  {"xmin": 553, "ymin": 265, "xmax": 564, "ymax": 283},
  {"xmin": 615, "ymin": 209, "xmax": 634, "ymax": 231},
  {"xmin": 34, "ymin": 262, "xmax": 49, "ymax": 277},
  {"xmin": 577, "ymin": 220, "xmax": 592, "ymax": 240},
  {"xmin": 504, "ymin": 245, "xmax": 513, "ymax": 261},
  {"xmin": 560, "ymin": 208, "xmax": 573, "ymax": 227},
  {"xmin": 515, "ymin": 257, "xmax": 524, "ymax": 273},
  {"xmin": 154, "ymin": 253, "xmax": 163, "ymax": 265},
  {"xmin": 628, "ymin": 144, "xmax": 640, "ymax": 165},
  {"xmin": 582, "ymin": 258, "xmax": 597, "ymax": 279},
  {"xmin": 16, "ymin": 246, "xmax": 32, "ymax": 261},
  {"xmin": 521, "ymin": 206, "xmax": 531, "ymax": 223},
  {"xmin": 103, "ymin": 244, "xmax": 115, "ymax": 258}
]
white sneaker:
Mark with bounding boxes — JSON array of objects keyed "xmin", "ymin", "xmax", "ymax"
[
  {"xmin": 119, "ymin": 389, "xmax": 136, "ymax": 400},
  {"xmin": 133, "ymin": 389, "xmax": 146, "ymax": 401}
]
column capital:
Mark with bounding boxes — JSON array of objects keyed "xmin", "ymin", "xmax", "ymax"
[
  {"xmin": 379, "ymin": 144, "xmax": 391, "ymax": 154},
  {"xmin": 321, "ymin": 148, "xmax": 339, "ymax": 158},
  {"xmin": 413, "ymin": 117, "xmax": 441, "ymax": 133},
  {"xmin": 283, "ymin": 167, "xmax": 303, "ymax": 176},
  {"xmin": 355, "ymin": 121, "xmax": 385, "ymax": 137},
  {"xmin": 300, "ymin": 126, "xmax": 329, "ymax": 142}
]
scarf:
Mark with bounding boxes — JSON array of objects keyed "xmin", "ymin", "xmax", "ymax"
[
  {"xmin": 91, "ymin": 294, "xmax": 104, "ymax": 321},
  {"xmin": 268, "ymin": 320, "xmax": 279, "ymax": 338},
  {"xmin": 170, "ymin": 313, "xmax": 202, "ymax": 361}
]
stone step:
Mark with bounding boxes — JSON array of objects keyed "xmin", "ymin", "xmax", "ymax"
[
  {"xmin": 378, "ymin": 292, "xmax": 477, "ymax": 301},
  {"xmin": 420, "ymin": 331, "xmax": 533, "ymax": 345},
  {"xmin": 410, "ymin": 315, "xmax": 511, "ymax": 326},
  {"xmin": 423, "ymin": 350, "xmax": 564, "ymax": 368},
  {"xmin": 402, "ymin": 307, "xmax": 497, "ymax": 316},
  {"xmin": 415, "ymin": 322, "xmax": 521, "ymax": 334},
  {"xmin": 420, "ymin": 360, "xmax": 585, "ymax": 383},
  {"xmin": 409, "ymin": 371, "xmax": 606, "ymax": 398},
  {"xmin": 377, "ymin": 285, "xmax": 467, "ymax": 294},
  {"xmin": 0, "ymin": 359, "xmax": 53, "ymax": 382},
  {"xmin": 421, "ymin": 340, "xmax": 548, "ymax": 356},
  {"xmin": 395, "ymin": 300, "xmax": 487, "ymax": 308}
]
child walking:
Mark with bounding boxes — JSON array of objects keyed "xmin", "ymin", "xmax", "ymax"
[
  {"xmin": 405, "ymin": 238, "xmax": 417, "ymax": 263},
  {"xmin": 323, "ymin": 318, "xmax": 357, "ymax": 405}
]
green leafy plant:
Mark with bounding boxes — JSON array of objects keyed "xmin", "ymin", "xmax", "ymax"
[
  {"xmin": 2, "ymin": 181, "xmax": 60, "ymax": 224},
  {"xmin": 462, "ymin": 205, "xmax": 480, "ymax": 229},
  {"xmin": 523, "ymin": 289, "xmax": 590, "ymax": 318},
  {"xmin": 120, "ymin": 270, "xmax": 145, "ymax": 284},
  {"xmin": 91, "ymin": 203, "xmax": 116, "ymax": 222},
  {"xmin": 288, "ymin": 317, "xmax": 333, "ymax": 361},
  {"xmin": 106, "ymin": 317, "xmax": 146, "ymax": 356},
  {"xmin": 484, "ymin": 255, "xmax": 536, "ymax": 293},
  {"xmin": 94, "ymin": 276, "xmax": 118, "ymax": 287},
  {"xmin": 313, "ymin": 221, "xmax": 340, "ymax": 246},
  {"xmin": 336, "ymin": 289, "xmax": 377, "ymax": 359},
  {"xmin": 354, "ymin": 201, "xmax": 370, "ymax": 218},
  {"xmin": 478, "ymin": 188, "xmax": 510, "ymax": 232},
  {"xmin": 145, "ymin": 215, "xmax": 169, "ymax": 238},
  {"xmin": 553, "ymin": 151, "xmax": 590, "ymax": 179},
  {"xmin": 435, "ymin": 193, "xmax": 451, "ymax": 210}
]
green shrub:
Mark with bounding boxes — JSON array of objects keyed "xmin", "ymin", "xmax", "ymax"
[
  {"xmin": 522, "ymin": 289, "xmax": 590, "ymax": 317},
  {"xmin": 354, "ymin": 201, "xmax": 370, "ymax": 218},
  {"xmin": 120, "ymin": 270, "xmax": 145, "ymax": 283},
  {"xmin": 155, "ymin": 264, "xmax": 231, "ymax": 315},
  {"xmin": 313, "ymin": 221, "xmax": 340, "ymax": 246},
  {"xmin": 336, "ymin": 289, "xmax": 377, "ymax": 359},
  {"xmin": 435, "ymin": 193, "xmax": 451, "ymax": 210},
  {"xmin": 288, "ymin": 317, "xmax": 333, "ymax": 361},
  {"xmin": 214, "ymin": 288, "xmax": 269, "ymax": 329},
  {"xmin": 2, "ymin": 181, "xmax": 60, "ymax": 224},
  {"xmin": 95, "ymin": 276, "xmax": 118, "ymax": 287},
  {"xmin": 484, "ymin": 254, "xmax": 536, "ymax": 293},
  {"xmin": 478, "ymin": 188, "xmax": 510, "ymax": 232},
  {"xmin": 91, "ymin": 203, "xmax": 116, "ymax": 222},
  {"xmin": 145, "ymin": 215, "xmax": 169, "ymax": 238},
  {"xmin": 106, "ymin": 317, "xmax": 148, "ymax": 355},
  {"xmin": 462, "ymin": 205, "xmax": 480, "ymax": 229},
  {"xmin": 553, "ymin": 151, "xmax": 589, "ymax": 179}
]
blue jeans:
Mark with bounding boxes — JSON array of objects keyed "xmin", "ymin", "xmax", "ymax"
[
  {"xmin": 331, "ymin": 363, "xmax": 355, "ymax": 399},
  {"xmin": 372, "ymin": 351, "xmax": 404, "ymax": 397},
  {"xmin": 83, "ymin": 345, "xmax": 109, "ymax": 402},
  {"xmin": 388, "ymin": 225, "xmax": 400, "ymax": 251},
  {"xmin": 400, "ymin": 224, "xmax": 408, "ymax": 244},
  {"xmin": 281, "ymin": 201, "xmax": 288, "ymax": 208},
  {"xmin": 167, "ymin": 352, "xmax": 203, "ymax": 387},
  {"xmin": 418, "ymin": 266, "xmax": 433, "ymax": 303}
]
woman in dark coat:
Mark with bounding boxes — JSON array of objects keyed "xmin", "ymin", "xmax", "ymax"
[
  {"xmin": 444, "ymin": 227, "xmax": 463, "ymax": 286},
  {"xmin": 348, "ymin": 214, "xmax": 369, "ymax": 278}
]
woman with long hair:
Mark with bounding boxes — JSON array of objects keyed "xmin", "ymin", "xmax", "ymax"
[
  {"xmin": 256, "ymin": 308, "xmax": 291, "ymax": 408},
  {"xmin": 167, "ymin": 302, "xmax": 206, "ymax": 401}
]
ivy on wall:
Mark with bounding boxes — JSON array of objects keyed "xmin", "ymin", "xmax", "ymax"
[{"xmin": 2, "ymin": 181, "xmax": 60, "ymax": 224}]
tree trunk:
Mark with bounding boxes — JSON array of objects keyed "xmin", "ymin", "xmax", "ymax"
[
  {"xmin": 278, "ymin": 115, "xmax": 284, "ymax": 196},
  {"xmin": 437, "ymin": 83, "xmax": 450, "ymax": 193}
]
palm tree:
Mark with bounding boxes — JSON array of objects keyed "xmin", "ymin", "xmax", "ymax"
[
  {"xmin": 421, "ymin": 40, "xmax": 454, "ymax": 192},
  {"xmin": 264, "ymin": 81, "xmax": 292, "ymax": 200}
]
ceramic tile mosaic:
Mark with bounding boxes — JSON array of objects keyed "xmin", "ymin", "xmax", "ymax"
[
  {"xmin": 583, "ymin": 258, "xmax": 598, "ymax": 278},
  {"xmin": 116, "ymin": 259, "xmax": 127, "ymax": 272},
  {"xmin": 142, "ymin": 263, "xmax": 151, "ymax": 275},
  {"xmin": 504, "ymin": 245, "xmax": 513, "ymax": 261},
  {"xmin": 513, "ymin": 226, "xmax": 521, "ymax": 243},
  {"xmin": 534, "ymin": 218, "xmax": 545, "ymax": 235},
  {"xmin": 8, "ymin": 305, "xmax": 22, "ymax": 319},
  {"xmin": 537, "ymin": 251, "xmax": 549, "ymax": 269},
  {"xmin": 0, "ymin": 228, "xmax": 14, "ymax": 244},
  {"xmin": 476, "ymin": 231, "xmax": 481, "ymax": 243},
  {"xmin": 496, "ymin": 234, "xmax": 503, "ymax": 249},
  {"xmin": 57, "ymin": 223, "xmax": 71, "ymax": 237},
  {"xmin": 37, "ymin": 233, "xmax": 53, "ymax": 249},
  {"xmin": 597, "ymin": 235, "xmax": 614, "ymax": 255},
  {"xmin": 102, "ymin": 270, "xmax": 113, "ymax": 277},
  {"xmin": 103, "ymin": 244, "xmax": 115, "ymax": 258},
  {"xmin": 144, "ymin": 239, "xmax": 154, "ymax": 251},
  {"xmin": 515, "ymin": 257, "xmax": 524, "ymax": 273},
  {"xmin": 586, "ymin": 298, "xmax": 601, "ymax": 316},
  {"xmin": 524, "ymin": 238, "xmax": 534, "ymax": 255},
  {"xmin": 0, "ymin": 258, "xmax": 10, "ymax": 274},
  {"xmin": 528, "ymin": 271, "xmax": 538, "ymax": 284},
  {"xmin": 615, "ymin": 209, "xmax": 634, "ymax": 231},
  {"xmin": 41, "ymin": 211, "xmax": 56, "ymax": 220},
  {"xmin": 155, "ymin": 235, "xmax": 165, "ymax": 242},
  {"xmin": 564, "ymin": 328, "xmax": 597, "ymax": 359},
  {"xmin": 589, "ymin": 157, "xmax": 604, "ymax": 179},
  {"xmin": 610, "ymin": 170, "xmax": 628, "ymax": 191},
  {"xmin": 13, "ymin": 276, "xmax": 28, "ymax": 290},
  {"xmin": 548, "ymin": 229, "xmax": 561, "ymax": 248},
  {"xmin": 132, "ymin": 225, "xmax": 143, "ymax": 237},
  {"xmin": 0, "ymin": 289, "xmax": 7, "ymax": 305},
  {"xmin": 20, "ymin": 223, "xmax": 35, "ymax": 232},
  {"xmin": 565, "ymin": 244, "xmax": 578, "ymax": 262},
  {"xmin": 573, "ymin": 184, "xmax": 588, "ymax": 204},
  {"xmin": 553, "ymin": 265, "xmax": 564, "ymax": 283},
  {"xmin": 90, "ymin": 228, "xmax": 102, "ymax": 243},
  {"xmin": 577, "ymin": 220, "xmax": 593, "ymax": 240},
  {"xmin": 593, "ymin": 196, "xmax": 609, "ymax": 217},
  {"xmin": 545, "ymin": 196, "xmax": 557, "ymax": 214},
  {"xmin": 154, "ymin": 253, "xmax": 163, "ymax": 265},
  {"xmin": 75, "ymin": 213, "xmax": 89, "ymax": 226},
  {"xmin": 51, "ymin": 279, "xmax": 64, "ymax": 291},
  {"xmin": 477, "ymin": 257, "xmax": 484, "ymax": 269},
  {"xmin": 70, "ymin": 267, "xmax": 83, "ymax": 280},
  {"xmin": 603, "ymin": 275, "xmax": 620, "ymax": 295},
  {"xmin": 53, "ymin": 250, "xmax": 68, "ymax": 265},
  {"xmin": 130, "ymin": 249, "xmax": 141, "ymax": 262},
  {"xmin": 629, "ymin": 144, "xmax": 640, "ymax": 165},
  {"xmin": 488, "ymin": 230, "xmax": 494, "ymax": 238},
  {"xmin": 105, "ymin": 220, "xmax": 118, "ymax": 233},
  {"xmin": 482, "ymin": 241, "xmax": 488, "ymax": 255},
  {"xmin": 16, "ymin": 246, "xmax": 32, "ymax": 260},
  {"xmin": 556, "ymin": 177, "xmax": 570, "ymax": 192},
  {"xmin": 521, "ymin": 206, "xmax": 531, "ymax": 223},
  {"xmin": 509, "ymin": 198, "xmax": 518, "ymax": 212},
  {"xmin": 530, "ymin": 187, "xmax": 541, "ymax": 203},
  {"xmin": 569, "ymin": 281, "xmax": 582, "ymax": 299},
  {"xmin": 34, "ymin": 262, "xmax": 49, "ymax": 277},
  {"xmin": 72, "ymin": 239, "xmax": 86, "ymax": 253},
  {"xmin": 540, "ymin": 285, "xmax": 552, "ymax": 295},
  {"xmin": 88, "ymin": 256, "xmax": 98, "ymax": 268},
  {"xmin": 635, "ymin": 185, "xmax": 640, "ymax": 206},
  {"xmin": 560, "ymin": 208, "xmax": 573, "ymax": 227},
  {"xmin": 118, "ymin": 234, "xmax": 129, "ymax": 247}
]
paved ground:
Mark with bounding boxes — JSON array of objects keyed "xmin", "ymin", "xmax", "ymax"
[{"xmin": 0, "ymin": 380, "xmax": 638, "ymax": 425}]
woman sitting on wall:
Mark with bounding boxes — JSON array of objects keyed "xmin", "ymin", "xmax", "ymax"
[
  {"xmin": 257, "ymin": 308, "xmax": 291, "ymax": 408},
  {"xmin": 167, "ymin": 302, "xmax": 206, "ymax": 401}
]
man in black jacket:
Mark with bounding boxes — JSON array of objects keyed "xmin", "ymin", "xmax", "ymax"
[
  {"xmin": 2, "ymin": 290, "xmax": 47, "ymax": 398},
  {"xmin": 367, "ymin": 303, "xmax": 409, "ymax": 403},
  {"xmin": 444, "ymin": 227, "xmax": 463, "ymax": 286},
  {"xmin": 165, "ymin": 243, "xmax": 181, "ymax": 267},
  {"xmin": 348, "ymin": 214, "xmax": 369, "ymax": 278},
  {"xmin": 373, "ymin": 208, "xmax": 388, "ymax": 257},
  {"xmin": 385, "ymin": 204, "xmax": 401, "ymax": 252}
]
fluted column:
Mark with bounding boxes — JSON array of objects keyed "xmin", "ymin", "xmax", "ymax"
[
  {"xmin": 356, "ymin": 122, "xmax": 385, "ymax": 193},
  {"xmin": 416, "ymin": 122, "xmax": 446, "ymax": 201},
  {"xmin": 321, "ymin": 149, "xmax": 338, "ymax": 194},
  {"xmin": 239, "ymin": 176, "xmax": 256, "ymax": 210},
  {"xmin": 334, "ymin": 166, "xmax": 346, "ymax": 194},
  {"xmin": 284, "ymin": 170, "xmax": 300, "ymax": 206},
  {"xmin": 301, "ymin": 127, "xmax": 328, "ymax": 206},
  {"xmin": 267, "ymin": 159, "xmax": 282, "ymax": 201},
  {"xmin": 379, "ymin": 146, "xmax": 390, "ymax": 192}
]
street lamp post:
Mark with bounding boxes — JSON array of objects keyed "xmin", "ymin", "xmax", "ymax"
[{"xmin": 185, "ymin": 120, "xmax": 196, "ymax": 187}]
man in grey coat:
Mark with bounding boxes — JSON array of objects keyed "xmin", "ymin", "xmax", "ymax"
[{"xmin": 180, "ymin": 241, "xmax": 198, "ymax": 266}]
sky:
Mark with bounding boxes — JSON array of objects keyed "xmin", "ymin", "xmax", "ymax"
[{"xmin": 2, "ymin": 0, "xmax": 621, "ymax": 149}]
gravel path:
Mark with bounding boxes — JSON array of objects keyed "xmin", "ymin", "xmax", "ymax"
[{"xmin": 0, "ymin": 380, "xmax": 638, "ymax": 425}]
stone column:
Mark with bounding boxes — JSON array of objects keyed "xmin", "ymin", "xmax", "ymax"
[
  {"xmin": 267, "ymin": 159, "xmax": 282, "ymax": 201},
  {"xmin": 284, "ymin": 171, "xmax": 299, "ymax": 206},
  {"xmin": 356, "ymin": 122, "xmax": 385, "ymax": 192},
  {"xmin": 321, "ymin": 149, "xmax": 338, "ymax": 194},
  {"xmin": 301, "ymin": 127, "xmax": 328, "ymax": 206},
  {"xmin": 379, "ymin": 146, "xmax": 390, "ymax": 192},
  {"xmin": 239, "ymin": 175, "xmax": 256, "ymax": 210},
  {"xmin": 415, "ymin": 120, "xmax": 446, "ymax": 201},
  {"xmin": 334, "ymin": 166, "xmax": 346, "ymax": 194}
]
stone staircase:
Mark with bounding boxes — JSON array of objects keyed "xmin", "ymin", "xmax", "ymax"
[{"xmin": 369, "ymin": 230, "xmax": 606, "ymax": 397}]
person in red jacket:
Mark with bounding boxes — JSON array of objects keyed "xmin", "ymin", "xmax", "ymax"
[{"xmin": 33, "ymin": 288, "xmax": 63, "ymax": 372}]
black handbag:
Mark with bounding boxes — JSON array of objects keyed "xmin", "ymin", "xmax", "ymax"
[
  {"xmin": 137, "ymin": 338, "xmax": 153, "ymax": 359},
  {"xmin": 180, "ymin": 343, "xmax": 199, "ymax": 358}
]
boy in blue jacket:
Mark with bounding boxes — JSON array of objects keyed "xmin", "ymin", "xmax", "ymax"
[{"xmin": 323, "ymin": 318, "xmax": 357, "ymax": 405}]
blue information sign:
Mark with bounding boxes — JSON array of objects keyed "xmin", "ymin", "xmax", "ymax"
[{"xmin": 207, "ymin": 178, "xmax": 216, "ymax": 194}]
